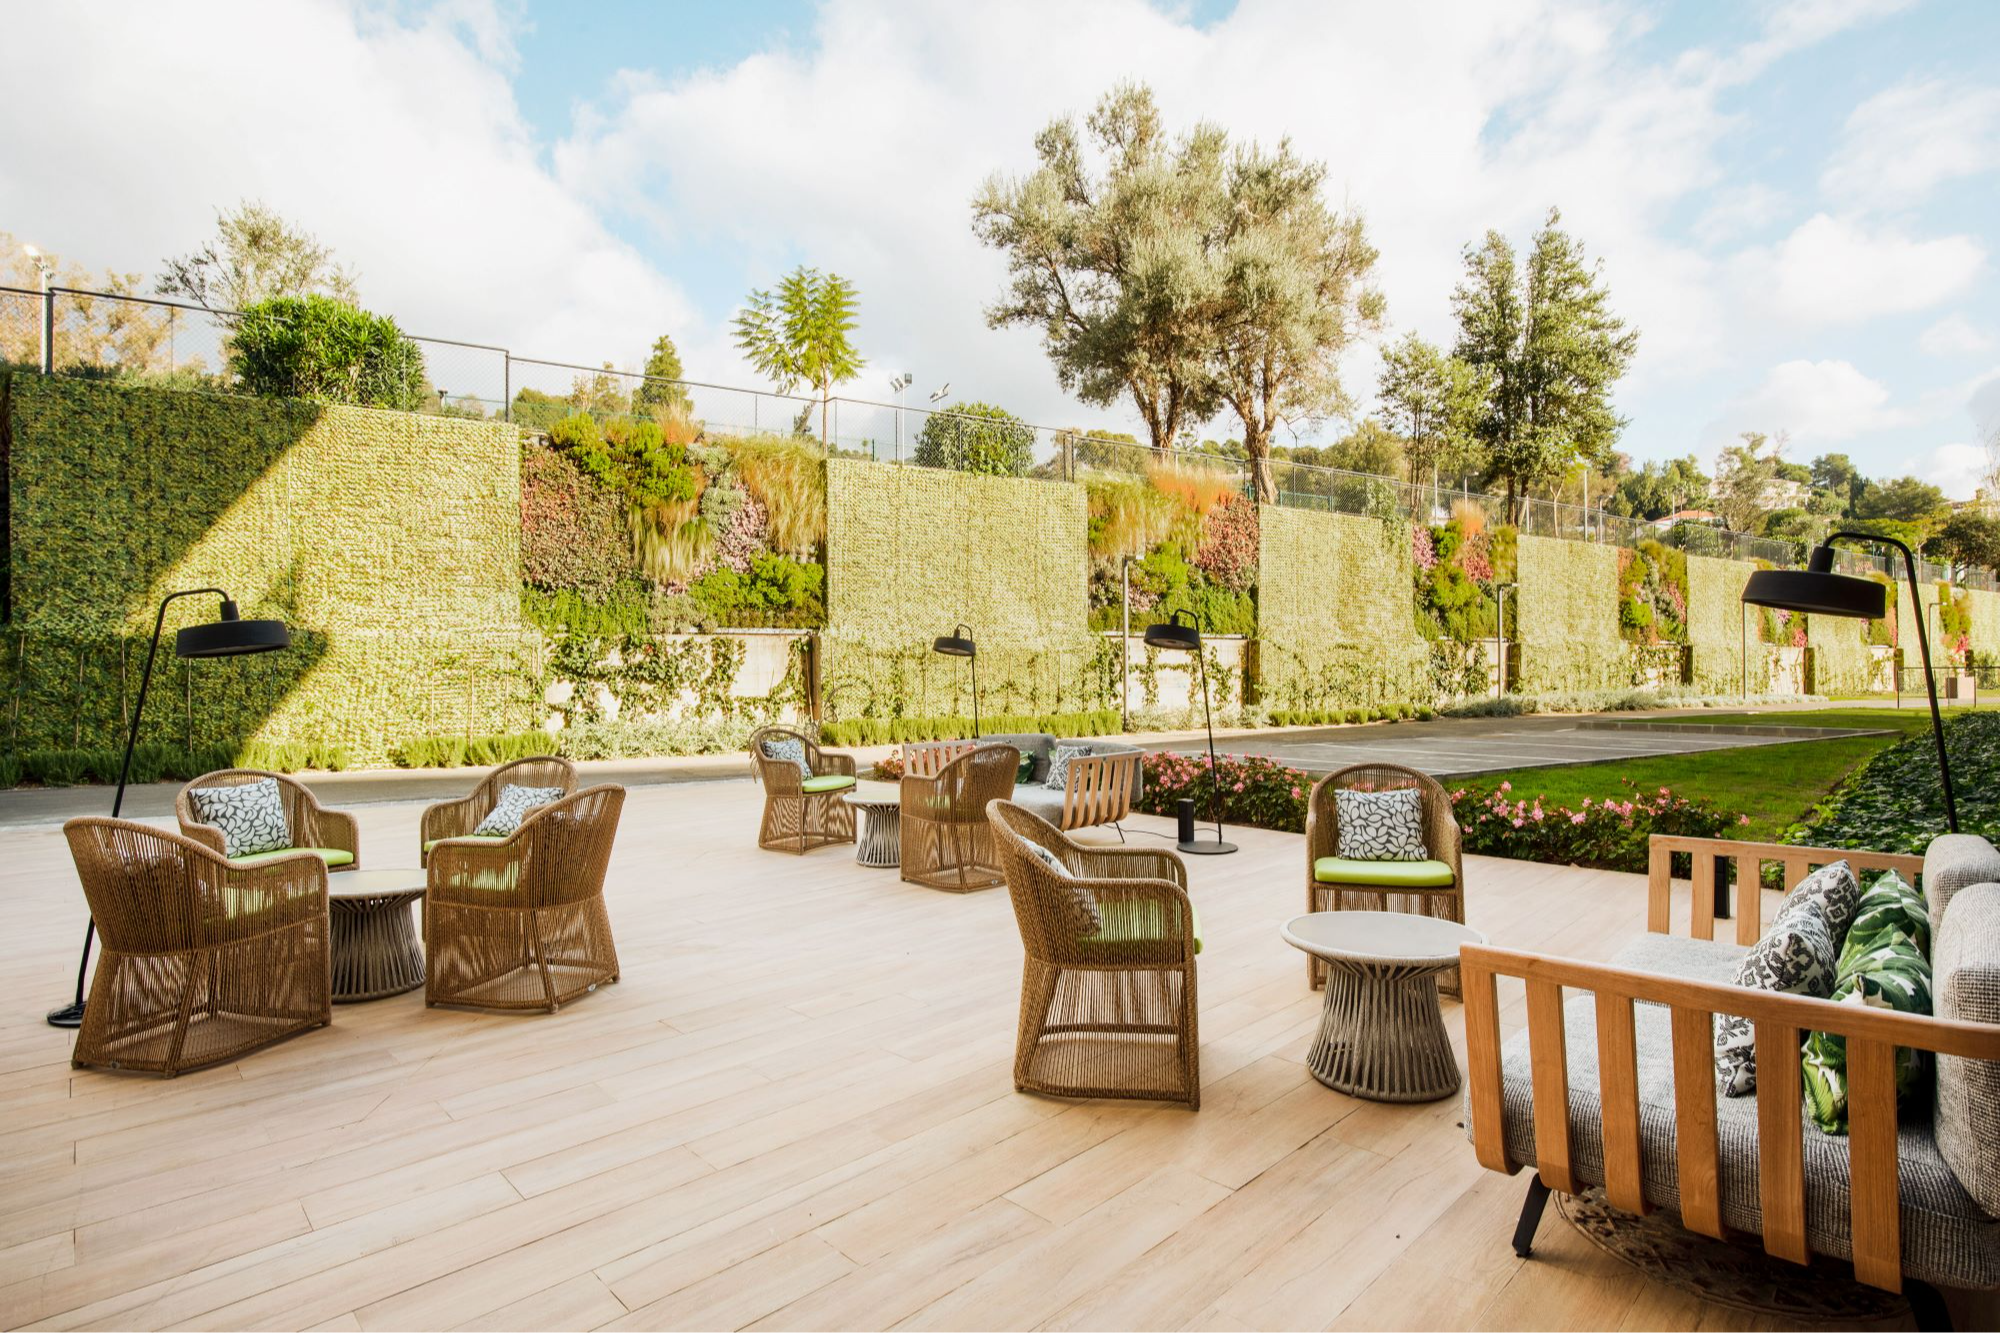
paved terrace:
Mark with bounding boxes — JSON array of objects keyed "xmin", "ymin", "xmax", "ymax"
[{"xmin": 0, "ymin": 777, "xmax": 1948, "ymax": 1330}]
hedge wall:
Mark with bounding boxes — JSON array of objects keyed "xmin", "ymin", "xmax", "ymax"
[
  {"xmin": 5, "ymin": 378, "xmax": 532, "ymax": 762},
  {"xmin": 1966, "ymin": 588, "xmax": 2000, "ymax": 663},
  {"xmin": 1257, "ymin": 506, "xmax": 1426, "ymax": 708},
  {"xmin": 1897, "ymin": 579, "xmax": 1939, "ymax": 664},
  {"xmin": 821, "ymin": 460, "xmax": 1108, "ymax": 719},
  {"xmin": 1807, "ymin": 613, "xmax": 1872, "ymax": 694},
  {"xmin": 1681, "ymin": 554, "xmax": 1763, "ymax": 693},
  {"xmin": 1515, "ymin": 535, "xmax": 1627, "ymax": 692}
]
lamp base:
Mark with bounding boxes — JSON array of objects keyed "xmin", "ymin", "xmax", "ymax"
[
  {"xmin": 46, "ymin": 1001, "xmax": 84, "ymax": 1029},
  {"xmin": 1177, "ymin": 835, "xmax": 1238, "ymax": 856}
]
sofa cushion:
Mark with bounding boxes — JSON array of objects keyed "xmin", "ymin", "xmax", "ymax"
[
  {"xmin": 1046, "ymin": 744, "xmax": 1094, "ymax": 790},
  {"xmin": 759, "ymin": 737, "xmax": 812, "ymax": 778},
  {"xmin": 1334, "ymin": 787, "xmax": 1429, "ymax": 861},
  {"xmin": 1923, "ymin": 834, "xmax": 2000, "ymax": 924},
  {"xmin": 423, "ymin": 835, "xmax": 506, "ymax": 853},
  {"xmin": 1079, "ymin": 899, "xmax": 1201, "ymax": 957},
  {"xmin": 191, "ymin": 778, "xmax": 290, "ymax": 858},
  {"xmin": 1715, "ymin": 906, "xmax": 1837, "ymax": 1097},
  {"xmin": 1609, "ymin": 932, "xmax": 1747, "ymax": 986},
  {"xmin": 1006, "ymin": 785, "xmax": 1067, "ymax": 824},
  {"xmin": 1482, "ymin": 985, "xmax": 2000, "ymax": 1288},
  {"xmin": 474, "ymin": 783, "xmax": 567, "ymax": 837},
  {"xmin": 229, "ymin": 847, "xmax": 354, "ymax": 868},
  {"xmin": 983, "ymin": 733, "xmax": 1055, "ymax": 782},
  {"xmin": 801, "ymin": 774, "xmax": 856, "ymax": 794},
  {"xmin": 1842, "ymin": 869, "xmax": 1930, "ymax": 966},
  {"xmin": 1934, "ymin": 882, "xmax": 2000, "ymax": 1217},
  {"xmin": 1803, "ymin": 928, "xmax": 1933, "ymax": 1134},
  {"xmin": 1313, "ymin": 857, "xmax": 1455, "ymax": 889},
  {"xmin": 1779, "ymin": 860, "xmax": 1862, "ymax": 948}
]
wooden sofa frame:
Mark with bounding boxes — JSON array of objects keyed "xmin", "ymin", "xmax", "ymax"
[{"xmin": 1462, "ymin": 834, "xmax": 2000, "ymax": 1314}]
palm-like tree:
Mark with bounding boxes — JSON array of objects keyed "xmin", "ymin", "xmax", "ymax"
[{"xmin": 733, "ymin": 267, "xmax": 865, "ymax": 445}]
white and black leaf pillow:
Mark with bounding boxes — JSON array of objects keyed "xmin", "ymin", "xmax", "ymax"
[
  {"xmin": 1334, "ymin": 788, "xmax": 1428, "ymax": 861},
  {"xmin": 760, "ymin": 737, "xmax": 812, "ymax": 778},
  {"xmin": 1715, "ymin": 906, "xmax": 1837, "ymax": 1096},
  {"xmin": 1777, "ymin": 860, "xmax": 1860, "ymax": 946},
  {"xmin": 474, "ymin": 784, "xmax": 568, "ymax": 837},
  {"xmin": 1027, "ymin": 842, "xmax": 1103, "ymax": 933},
  {"xmin": 1045, "ymin": 744, "xmax": 1094, "ymax": 790},
  {"xmin": 191, "ymin": 778, "xmax": 291, "ymax": 859}
]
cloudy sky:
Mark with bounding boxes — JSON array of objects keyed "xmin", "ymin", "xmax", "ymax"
[{"xmin": 6, "ymin": 0, "xmax": 1998, "ymax": 491}]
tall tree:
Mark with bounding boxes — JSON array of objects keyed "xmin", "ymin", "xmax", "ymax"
[
  {"xmin": 1710, "ymin": 430, "xmax": 1786, "ymax": 534},
  {"xmin": 732, "ymin": 266, "xmax": 863, "ymax": 445},
  {"xmin": 157, "ymin": 201, "xmax": 356, "ymax": 313},
  {"xmin": 1607, "ymin": 455, "xmax": 1709, "ymax": 520},
  {"xmin": 1376, "ymin": 333, "xmax": 1488, "ymax": 506},
  {"xmin": 1210, "ymin": 138, "xmax": 1383, "ymax": 500},
  {"xmin": 634, "ymin": 333, "xmax": 690, "ymax": 414},
  {"xmin": 1451, "ymin": 208, "xmax": 1638, "ymax": 517},
  {"xmin": 973, "ymin": 82, "xmax": 1227, "ymax": 453}
]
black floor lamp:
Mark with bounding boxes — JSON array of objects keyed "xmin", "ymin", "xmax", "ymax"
[
  {"xmin": 933, "ymin": 624, "xmax": 980, "ymax": 738},
  {"xmin": 1743, "ymin": 534, "xmax": 1956, "ymax": 832},
  {"xmin": 46, "ymin": 589, "xmax": 291, "ymax": 1028},
  {"xmin": 1144, "ymin": 610, "xmax": 1236, "ymax": 855}
]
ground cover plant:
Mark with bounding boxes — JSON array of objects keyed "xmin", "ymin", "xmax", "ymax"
[{"xmin": 1791, "ymin": 711, "xmax": 2000, "ymax": 853}]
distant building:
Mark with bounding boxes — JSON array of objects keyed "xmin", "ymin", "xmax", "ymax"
[
  {"xmin": 1757, "ymin": 478, "xmax": 1812, "ymax": 510},
  {"xmin": 1649, "ymin": 508, "xmax": 1721, "ymax": 530}
]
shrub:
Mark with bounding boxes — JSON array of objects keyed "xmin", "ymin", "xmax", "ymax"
[
  {"xmin": 819, "ymin": 709, "xmax": 1122, "ymax": 748},
  {"xmin": 557, "ymin": 716, "xmax": 758, "ymax": 760},
  {"xmin": 1791, "ymin": 711, "xmax": 2000, "ymax": 854},
  {"xmin": 913, "ymin": 401, "xmax": 1034, "ymax": 476},
  {"xmin": 230, "ymin": 294, "xmax": 427, "ymax": 409},
  {"xmin": 1452, "ymin": 781, "xmax": 1739, "ymax": 873},
  {"xmin": 391, "ymin": 731, "xmax": 554, "ymax": 769},
  {"xmin": 1134, "ymin": 752, "xmax": 1313, "ymax": 833}
]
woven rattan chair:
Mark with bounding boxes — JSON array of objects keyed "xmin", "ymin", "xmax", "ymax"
[
  {"xmin": 418, "ymin": 755, "xmax": 578, "ymax": 867},
  {"xmin": 748, "ymin": 726, "xmax": 857, "ymax": 854},
  {"xmin": 1305, "ymin": 763, "xmax": 1465, "ymax": 996},
  {"xmin": 63, "ymin": 818, "xmax": 331, "ymax": 1077},
  {"xmin": 425, "ymin": 784, "xmax": 625, "ymax": 1013},
  {"xmin": 901, "ymin": 743, "xmax": 1018, "ymax": 891},
  {"xmin": 989, "ymin": 799, "xmax": 1200, "ymax": 1109},
  {"xmin": 177, "ymin": 769, "xmax": 360, "ymax": 872}
]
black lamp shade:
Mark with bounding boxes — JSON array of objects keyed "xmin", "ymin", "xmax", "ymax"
[
  {"xmin": 1741, "ymin": 561, "xmax": 1886, "ymax": 621},
  {"xmin": 932, "ymin": 632, "xmax": 975, "ymax": 658},
  {"xmin": 176, "ymin": 601, "xmax": 290, "ymax": 659},
  {"xmin": 1143, "ymin": 618, "xmax": 1201, "ymax": 653}
]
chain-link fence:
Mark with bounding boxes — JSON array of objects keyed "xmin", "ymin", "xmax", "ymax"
[{"xmin": 6, "ymin": 281, "xmax": 1991, "ymax": 589}]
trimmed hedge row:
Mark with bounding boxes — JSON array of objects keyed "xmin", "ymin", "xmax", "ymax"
[
  {"xmin": 820, "ymin": 709, "xmax": 1121, "ymax": 747},
  {"xmin": 389, "ymin": 731, "xmax": 558, "ymax": 769},
  {"xmin": 2, "ymin": 739, "xmax": 352, "ymax": 789}
]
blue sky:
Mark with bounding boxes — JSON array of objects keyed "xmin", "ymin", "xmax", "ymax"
[{"xmin": 7, "ymin": 0, "xmax": 1999, "ymax": 492}]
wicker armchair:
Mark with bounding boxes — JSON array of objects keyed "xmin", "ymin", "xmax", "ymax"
[
  {"xmin": 177, "ymin": 769, "xmax": 360, "ymax": 872},
  {"xmin": 62, "ymin": 818, "xmax": 330, "ymax": 1077},
  {"xmin": 1304, "ymin": 763, "xmax": 1465, "ymax": 995},
  {"xmin": 418, "ymin": 756, "xmax": 578, "ymax": 866},
  {"xmin": 988, "ymin": 800, "xmax": 1200, "ymax": 1109},
  {"xmin": 901, "ymin": 743, "xmax": 1018, "ymax": 891},
  {"xmin": 425, "ymin": 784, "xmax": 626, "ymax": 1013},
  {"xmin": 748, "ymin": 726, "xmax": 857, "ymax": 854}
]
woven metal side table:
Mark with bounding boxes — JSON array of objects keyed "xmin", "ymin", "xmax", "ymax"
[
  {"xmin": 328, "ymin": 868, "xmax": 428, "ymax": 1002},
  {"xmin": 843, "ymin": 782, "xmax": 902, "ymax": 868},
  {"xmin": 1281, "ymin": 911, "xmax": 1487, "ymax": 1103}
]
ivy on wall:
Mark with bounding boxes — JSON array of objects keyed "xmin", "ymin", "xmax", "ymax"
[
  {"xmin": 821, "ymin": 461, "xmax": 1108, "ymax": 721},
  {"xmin": 1682, "ymin": 553, "xmax": 1763, "ymax": 693},
  {"xmin": 1896, "ymin": 577, "xmax": 1940, "ymax": 669},
  {"xmin": 1258, "ymin": 505, "xmax": 1426, "ymax": 708},
  {"xmin": 1514, "ymin": 534, "xmax": 1628, "ymax": 692},
  {"xmin": 1806, "ymin": 612, "xmax": 1873, "ymax": 694}
]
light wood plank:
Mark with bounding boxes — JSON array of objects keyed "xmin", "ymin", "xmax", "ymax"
[
  {"xmin": 1846, "ymin": 1037, "xmax": 1902, "ymax": 1293},
  {"xmin": 1754, "ymin": 1020, "xmax": 1808, "ymax": 1265},
  {"xmin": 1594, "ymin": 991, "xmax": 1646, "ymax": 1216},
  {"xmin": 1668, "ymin": 1005, "xmax": 1723, "ymax": 1240},
  {"xmin": 1525, "ymin": 980, "xmax": 1573, "ymax": 1195}
]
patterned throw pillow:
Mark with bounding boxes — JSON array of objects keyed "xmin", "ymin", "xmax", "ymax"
[
  {"xmin": 474, "ymin": 784, "xmax": 567, "ymax": 837},
  {"xmin": 1045, "ymin": 744, "xmax": 1094, "ymax": 790},
  {"xmin": 191, "ymin": 778, "xmax": 290, "ymax": 859},
  {"xmin": 1841, "ymin": 869, "xmax": 1930, "ymax": 967},
  {"xmin": 1715, "ymin": 905, "xmax": 1838, "ymax": 1096},
  {"xmin": 1334, "ymin": 788, "xmax": 1428, "ymax": 861},
  {"xmin": 760, "ymin": 737, "xmax": 812, "ymax": 778},
  {"xmin": 1802, "ymin": 927, "xmax": 1934, "ymax": 1134},
  {"xmin": 1027, "ymin": 842, "xmax": 1103, "ymax": 933},
  {"xmin": 1780, "ymin": 861, "xmax": 1861, "ymax": 947}
]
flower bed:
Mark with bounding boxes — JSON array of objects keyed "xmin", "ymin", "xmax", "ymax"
[{"xmin": 1135, "ymin": 751, "xmax": 1312, "ymax": 832}]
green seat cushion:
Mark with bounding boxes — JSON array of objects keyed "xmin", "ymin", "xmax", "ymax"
[
  {"xmin": 423, "ymin": 835, "xmax": 507, "ymax": 853},
  {"xmin": 1313, "ymin": 857, "xmax": 1455, "ymax": 888},
  {"xmin": 228, "ymin": 846, "xmax": 355, "ymax": 868},
  {"xmin": 801, "ymin": 774, "xmax": 857, "ymax": 794},
  {"xmin": 1080, "ymin": 899, "xmax": 1202, "ymax": 956}
]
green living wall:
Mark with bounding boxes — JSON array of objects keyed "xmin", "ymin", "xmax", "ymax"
[
  {"xmin": 1682, "ymin": 554, "xmax": 1763, "ymax": 693},
  {"xmin": 1257, "ymin": 506, "xmax": 1425, "ymax": 708},
  {"xmin": 1807, "ymin": 612, "xmax": 1872, "ymax": 694},
  {"xmin": 821, "ymin": 460, "xmax": 1107, "ymax": 720},
  {"xmin": 4, "ymin": 377, "xmax": 533, "ymax": 763},
  {"xmin": 1515, "ymin": 535, "xmax": 1627, "ymax": 692},
  {"xmin": 1966, "ymin": 587, "xmax": 2000, "ymax": 663}
]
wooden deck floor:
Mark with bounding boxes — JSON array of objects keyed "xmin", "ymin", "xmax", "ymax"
[{"xmin": 0, "ymin": 780, "xmax": 1896, "ymax": 1329}]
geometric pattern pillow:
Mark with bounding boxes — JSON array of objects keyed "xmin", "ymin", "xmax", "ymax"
[
  {"xmin": 1841, "ymin": 869, "xmax": 1930, "ymax": 968},
  {"xmin": 1334, "ymin": 787, "xmax": 1428, "ymax": 861},
  {"xmin": 1778, "ymin": 860, "xmax": 1861, "ymax": 948},
  {"xmin": 1045, "ymin": 744, "xmax": 1095, "ymax": 791},
  {"xmin": 759, "ymin": 737, "xmax": 812, "ymax": 779},
  {"xmin": 1715, "ymin": 905, "xmax": 1837, "ymax": 1097},
  {"xmin": 190, "ymin": 778, "xmax": 290, "ymax": 858},
  {"xmin": 473, "ymin": 784, "xmax": 568, "ymax": 837},
  {"xmin": 1803, "ymin": 927, "xmax": 1934, "ymax": 1134}
]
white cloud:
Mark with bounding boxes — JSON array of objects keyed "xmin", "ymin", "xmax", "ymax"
[
  {"xmin": 1921, "ymin": 441, "xmax": 1993, "ymax": 500},
  {"xmin": 1751, "ymin": 214, "xmax": 1984, "ymax": 325},
  {"xmin": 1822, "ymin": 78, "xmax": 2000, "ymax": 204},
  {"xmin": 1706, "ymin": 358, "xmax": 1912, "ymax": 450},
  {"xmin": 1919, "ymin": 315, "xmax": 1995, "ymax": 357}
]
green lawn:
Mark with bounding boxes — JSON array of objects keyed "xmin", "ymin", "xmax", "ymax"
[{"xmin": 1657, "ymin": 705, "xmax": 1980, "ymax": 734}]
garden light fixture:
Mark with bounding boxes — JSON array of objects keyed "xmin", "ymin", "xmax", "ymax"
[
  {"xmin": 1143, "ymin": 609, "xmax": 1237, "ymax": 856},
  {"xmin": 932, "ymin": 624, "xmax": 980, "ymax": 738}
]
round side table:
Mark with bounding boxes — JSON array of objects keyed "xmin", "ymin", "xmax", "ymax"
[
  {"xmin": 843, "ymin": 782, "xmax": 902, "ymax": 868},
  {"xmin": 1280, "ymin": 911, "xmax": 1487, "ymax": 1103},
  {"xmin": 328, "ymin": 868, "xmax": 428, "ymax": 1002}
]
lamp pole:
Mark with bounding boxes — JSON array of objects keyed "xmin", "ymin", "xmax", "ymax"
[
  {"xmin": 1120, "ymin": 555, "xmax": 1134, "ymax": 730},
  {"xmin": 25, "ymin": 245, "xmax": 54, "ymax": 373},
  {"xmin": 889, "ymin": 373, "xmax": 912, "ymax": 463}
]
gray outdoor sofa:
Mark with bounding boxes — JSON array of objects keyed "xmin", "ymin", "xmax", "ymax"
[{"xmin": 979, "ymin": 733, "xmax": 1145, "ymax": 835}]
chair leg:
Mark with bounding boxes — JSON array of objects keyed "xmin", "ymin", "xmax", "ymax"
[
  {"xmin": 1512, "ymin": 1174, "xmax": 1553, "ymax": 1258},
  {"xmin": 1904, "ymin": 1279, "xmax": 1952, "ymax": 1331}
]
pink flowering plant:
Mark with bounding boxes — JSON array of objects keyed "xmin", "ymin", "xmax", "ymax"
[
  {"xmin": 1450, "ymin": 779, "xmax": 1737, "ymax": 872},
  {"xmin": 1136, "ymin": 751, "xmax": 1313, "ymax": 832}
]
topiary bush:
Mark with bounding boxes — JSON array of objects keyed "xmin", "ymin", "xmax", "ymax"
[{"xmin": 229, "ymin": 294, "xmax": 427, "ymax": 409}]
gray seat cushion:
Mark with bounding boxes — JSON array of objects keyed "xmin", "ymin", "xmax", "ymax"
[
  {"xmin": 1482, "ymin": 932, "xmax": 2000, "ymax": 1288},
  {"xmin": 1006, "ymin": 785, "xmax": 1067, "ymax": 824},
  {"xmin": 982, "ymin": 733, "xmax": 1055, "ymax": 783},
  {"xmin": 1934, "ymin": 882, "xmax": 2000, "ymax": 1218},
  {"xmin": 1923, "ymin": 834, "xmax": 2000, "ymax": 923}
]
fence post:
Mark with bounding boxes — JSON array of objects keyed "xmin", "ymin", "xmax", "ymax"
[
  {"xmin": 41, "ymin": 288, "xmax": 55, "ymax": 374},
  {"xmin": 503, "ymin": 353, "xmax": 512, "ymax": 422}
]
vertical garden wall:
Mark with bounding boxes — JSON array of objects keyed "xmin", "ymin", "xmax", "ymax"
[
  {"xmin": 1684, "ymin": 554, "xmax": 1763, "ymax": 694},
  {"xmin": 1897, "ymin": 579, "xmax": 1940, "ymax": 668},
  {"xmin": 821, "ymin": 460, "xmax": 1105, "ymax": 720},
  {"xmin": 1807, "ymin": 613, "xmax": 1872, "ymax": 695},
  {"xmin": 4, "ymin": 377, "xmax": 533, "ymax": 762},
  {"xmin": 1966, "ymin": 588, "xmax": 2000, "ymax": 662},
  {"xmin": 1257, "ymin": 506, "xmax": 1426, "ymax": 708},
  {"xmin": 1514, "ymin": 535, "xmax": 1627, "ymax": 692}
]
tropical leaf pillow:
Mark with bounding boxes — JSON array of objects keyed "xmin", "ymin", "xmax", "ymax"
[
  {"xmin": 1839, "ymin": 869, "xmax": 1930, "ymax": 968},
  {"xmin": 1334, "ymin": 788, "xmax": 1428, "ymax": 861},
  {"xmin": 1802, "ymin": 927, "xmax": 1934, "ymax": 1134},
  {"xmin": 1715, "ymin": 901, "xmax": 1837, "ymax": 1096}
]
